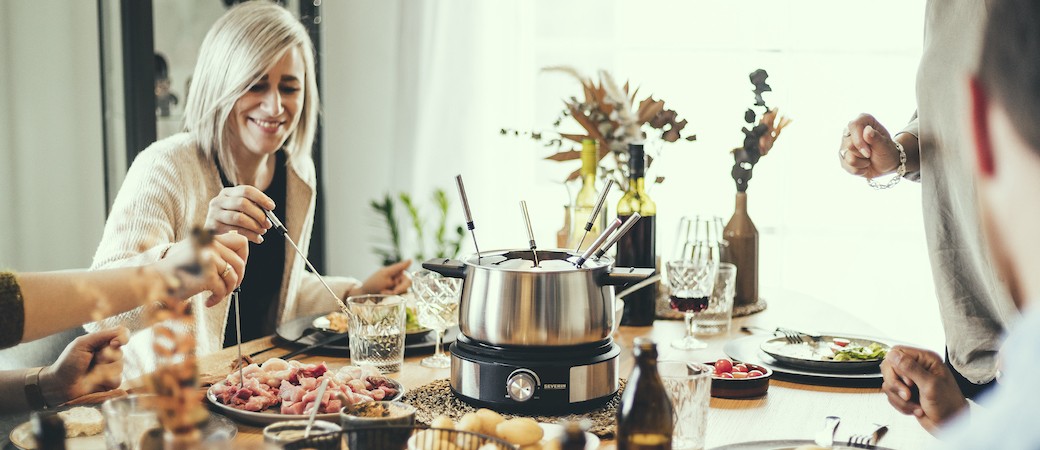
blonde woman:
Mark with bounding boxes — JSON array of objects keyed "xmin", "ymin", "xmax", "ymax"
[{"xmin": 92, "ymin": 1, "xmax": 409, "ymax": 377}]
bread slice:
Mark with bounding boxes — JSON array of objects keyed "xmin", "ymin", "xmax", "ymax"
[{"xmin": 57, "ymin": 406, "xmax": 104, "ymax": 438}]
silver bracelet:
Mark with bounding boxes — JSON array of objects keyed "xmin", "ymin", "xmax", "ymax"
[{"xmin": 868, "ymin": 140, "xmax": 907, "ymax": 190}]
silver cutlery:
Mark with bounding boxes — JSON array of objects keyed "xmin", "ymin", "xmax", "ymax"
[
  {"xmin": 304, "ymin": 377, "xmax": 332, "ymax": 438},
  {"xmin": 264, "ymin": 209, "xmax": 344, "ymax": 308},
  {"xmin": 572, "ymin": 179, "xmax": 614, "ymax": 253},
  {"xmin": 520, "ymin": 200, "xmax": 540, "ymax": 267},
  {"xmin": 814, "ymin": 415, "xmax": 840, "ymax": 448},
  {"xmin": 847, "ymin": 423, "xmax": 887, "ymax": 448},
  {"xmin": 455, "ymin": 174, "xmax": 482, "ymax": 262},
  {"xmin": 740, "ymin": 325, "xmax": 822, "ymax": 344}
]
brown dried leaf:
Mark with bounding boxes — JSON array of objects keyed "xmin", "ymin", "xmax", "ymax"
[
  {"xmin": 567, "ymin": 103, "xmax": 606, "ymax": 140},
  {"xmin": 560, "ymin": 133, "xmax": 588, "ymax": 143},
  {"xmin": 546, "ymin": 150, "xmax": 582, "ymax": 161},
  {"xmin": 565, "ymin": 168, "xmax": 582, "ymax": 182},
  {"xmin": 637, "ymin": 98, "xmax": 666, "ymax": 124}
]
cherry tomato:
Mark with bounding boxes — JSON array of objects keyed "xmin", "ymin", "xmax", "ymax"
[
  {"xmin": 732, "ymin": 371, "xmax": 748, "ymax": 379},
  {"xmin": 732, "ymin": 363, "xmax": 749, "ymax": 373},
  {"xmin": 748, "ymin": 370, "xmax": 764, "ymax": 378},
  {"xmin": 833, "ymin": 338, "xmax": 851, "ymax": 347},
  {"xmin": 718, "ymin": 372, "xmax": 734, "ymax": 378},
  {"xmin": 714, "ymin": 359, "xmax": 733, "ymax": 374}
]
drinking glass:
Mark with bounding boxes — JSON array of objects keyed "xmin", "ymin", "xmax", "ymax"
[
  {"xmin": 102, "ymin": 395, "xmax": 161, "ymax": 450},
  {"xmin": 346, "ymin": 294, "xmax": 407, "ymax": 373},
  {"xmin": 411, "ymin": 270, "xmax": 462, "ymax": 368},
  {"xmin": 666, "ymin": 258, "xmax": 717, "ymax": 349},
  {"xmin": 658, "ymin": 361, "xmax": 712, "ymax": 450},
  {"xmin": 691, "ymin": 263, "xmax": 737, "ymax": 335}
]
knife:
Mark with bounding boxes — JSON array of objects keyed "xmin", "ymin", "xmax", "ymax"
[
  {"xmin": 814, "ymin": 415, "xmax": 841, "ymax": 448},
  {"xmin": 277, "ymin": 332, "xmax": 349, "ymax": 360}
]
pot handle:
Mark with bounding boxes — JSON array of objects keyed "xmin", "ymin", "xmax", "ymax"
[
  {"xmin": 421, "ymin": 258, "xmax": 468, "ymax": 279},
  {"xmin": 597, "ymin": 267, "xmax": 655, "ymax": 286}
]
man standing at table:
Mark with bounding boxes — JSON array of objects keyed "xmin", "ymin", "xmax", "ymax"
[{"xmin": 881, "ymin": 0, "xmax": 1040, "ymax": 445}]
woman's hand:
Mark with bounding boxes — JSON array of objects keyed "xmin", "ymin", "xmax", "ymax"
[
  {"xmin": 839, "ymin": 113, "xmax": 903, "ymax": 179},
  {"xmin": 39, "ymin": 327, "xmax": 128, "ymax": 406},
  {"xmin": 348, "ymin": 260, "xmax": 413, "ymax": 298},
  {"xmin": 205, "ymin": 186, "xmax": 275, "ymax": 244},
  {"xmin": 155, "ymin": 232, "xmax": 249, "ymax": 306}
]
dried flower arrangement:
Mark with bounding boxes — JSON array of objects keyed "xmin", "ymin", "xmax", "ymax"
[
  {"xmin": 501, "ymin": 67, "xmax": 696, "ymax": 190},
  {"xmin": 731, "ymin": 69, "xmax": 791, "ymax": 192}
]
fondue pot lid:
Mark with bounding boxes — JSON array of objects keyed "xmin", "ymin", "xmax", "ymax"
[{"xmin": 464, "ymin": 249, "xmax": 613, "ymax": 272}]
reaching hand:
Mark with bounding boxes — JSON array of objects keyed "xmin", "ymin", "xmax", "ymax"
[
  {"xmin": 40, "ymin": 327, "xmax": 129, "ymax": 406},
  {"xmin": 205, "ymin": 185, "xmax": 275, "ymax": 244},
  {"xmin": 880, "ymin": 346, "xmax": 968, "ymax": 434},
  {"xmin": 155, "ymin": 232, "xmax": 250, "ymax": 306},
  {"xmin": 350, "ymin": 260, "xmax": 413, "ymax": 298},
  {"xmin": 838, "ymin": 113, "xmax": 903, "ymax": 179}
]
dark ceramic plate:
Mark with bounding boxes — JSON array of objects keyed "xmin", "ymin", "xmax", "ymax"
[
  {"xmin": 709, "ymin": 439, "xmax": 894, "ymax": 450},
  {"xmin": 276, "ymin": 312, "xmax": 457, "ymax": 356},
  {"xmin": 759, "ymin": 335, "xmax": 890, "ymax": 373}
]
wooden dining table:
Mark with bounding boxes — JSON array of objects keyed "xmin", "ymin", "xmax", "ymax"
[{"xmin": 197, "ymin": 288, "xmax": 938, "ymax": 449}]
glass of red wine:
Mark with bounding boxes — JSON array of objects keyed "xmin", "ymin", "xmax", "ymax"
[{"xmin": 666, "ymin": 256, "xmax": 718, "ymax": 350}]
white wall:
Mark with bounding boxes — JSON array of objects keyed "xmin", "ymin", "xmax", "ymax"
[{"xmin": 0, "ymin": 1, "xmax": 106, "ymax": 271}]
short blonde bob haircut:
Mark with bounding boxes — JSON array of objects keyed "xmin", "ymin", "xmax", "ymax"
[{"xmin": 183, "ymin": 1, "xmax": 318, "ymax": 185}]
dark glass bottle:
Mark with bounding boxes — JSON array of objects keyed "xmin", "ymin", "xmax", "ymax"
[
  {"xmin": 31, "ymin": 412, "xmax": 66, "ymax": 450},
  {"xmin": 559, "ymin": 421, "xmax": 588, "ymax": 450},
  {"xmin": 617, "ymin": 143, "xmax": 658, "ymax": 326},
  {"xmin": 617, "ymin": 338, "xmax": 673, "ymax": 450}
]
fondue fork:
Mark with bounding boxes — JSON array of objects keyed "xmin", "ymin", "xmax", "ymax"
[
  {"xmin": 573, "ymin": 179, "xmax": 615, "ymax": 253},
  {"xmin": 264, "ymin": 210, "xmax": 345, "ymax": 310},
  {"xmin": 455, "ymin": 175, "xmax": 483, "ymax": 262},
  {"xmin": 233, "ymin": 287, "xmax": 244, "ymax": 388},
  {"xmin": 575, "ymin": 218, "xmax": 622, "ymax": 267},
  {"xmin": 593, "ymin": 213, "xmax": 641, "ymax": 260},
  {"xmin": 520, "ymin": 200, "xmax": 540, "ymax": 267}
]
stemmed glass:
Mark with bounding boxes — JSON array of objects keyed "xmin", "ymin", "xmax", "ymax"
[
  {"xmin": 667, "ymin": 216, "xmax": 720, "ymax": 350},
  {"xmin": 411, "ymin": 270, "xmax": 462, "ymax": 368}
]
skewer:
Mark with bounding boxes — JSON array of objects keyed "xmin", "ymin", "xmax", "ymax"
[
  {"xmin": 593, "ymin": 213, "xmax": 641, "ymax": 260},
  {"xmin": 455, "ymin": 175, "xmax": 482, "ymax": 262},
  {"xmin": 264, "ymin": 210, "xmax": 344, "ymax": 310},
  {"xmin": 575, "ymin": 218, "xmax": 622, "ymax": 268},
  {"xmin": 233, "ymin": 287, "xmax": 243, "ymax": 388},
  {"xmin": 520, "ymin": 200, "xmax": 540, "ymax": 267},
  {"xmin": 573, "ymin": 179, "xmax": 615, "ymax": 253}
]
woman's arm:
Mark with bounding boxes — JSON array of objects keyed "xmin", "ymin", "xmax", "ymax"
[{"xmin": 15, "ymin": 232, "xmax": 248, "ymax": 343}]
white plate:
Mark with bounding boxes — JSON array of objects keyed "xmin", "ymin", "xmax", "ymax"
[
  {"xmin": 9, "ymin": 422, "xmax": 104, "ymax": 450},
  {"xmin": 207, "ymin": 377, "xmax": 404, "ymax": 426}
]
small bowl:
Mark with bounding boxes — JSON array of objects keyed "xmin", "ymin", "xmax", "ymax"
[
  {"xmin": 263, "ymin": 419, "xmax": 342, "ymax": 448},
  {"xmin": 707, "ymin": 361, "xmax": 772, "ymax": 399}
]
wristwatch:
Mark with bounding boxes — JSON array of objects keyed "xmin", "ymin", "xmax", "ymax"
[{"xmin": 24, "ymin": 366, "xmax": 49, "ymax": 410}]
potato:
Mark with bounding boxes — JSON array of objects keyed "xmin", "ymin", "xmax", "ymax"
[
  {"xmin": 477, "ymin": 445, "xmax": 500, "ymax": 450},
  {"xmin": 458, "ymin": 412, "xmax": 483, "ymax": 434},
  {"xmin": 431, "ymin": 415, "xmax": 456, "ymax": 430},
  {"xmin": 475, "ymin": 409, "xmax": 505, "ymax": 436},
  {"xmin": 414, "ymin": 429, "xmax": 462, "ymax": 450},
  {"xmin": 495, "ymin": 418, "xmax": 543, "ymax": 446}
]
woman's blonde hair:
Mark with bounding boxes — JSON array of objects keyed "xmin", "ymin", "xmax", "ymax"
[{"xmin": 183, "ymin": 1, "xmax": 318, "ymax": 185}]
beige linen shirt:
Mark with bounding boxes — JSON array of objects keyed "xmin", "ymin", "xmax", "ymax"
[
  {"xmin": 88, "ymin": 133, "xmax": 358, "ymax": 379},
  {"xmin": 909, "ymin": 0, "xmax": 1018, "ymax": 384}
]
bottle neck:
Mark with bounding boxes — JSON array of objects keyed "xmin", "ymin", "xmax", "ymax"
[
  {"xmin": 580, "ymin": 142, "xmax": 597, "ymax": 178},
  {"xmin": 735, "ymin": 192, "xmax": 748, "ymax": 212},
  {"xmin": 629, "ymin": 177, "xmax": 647, "ymax": 195}
]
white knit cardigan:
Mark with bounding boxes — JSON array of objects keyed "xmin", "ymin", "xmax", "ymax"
[{"xmin": 89, "ymin": 133, "xmax": 358, "ymax": 379}]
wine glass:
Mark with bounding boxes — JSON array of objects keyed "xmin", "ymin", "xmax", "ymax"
[
  {"xmin": 411, "ymin": 270, "xmax": 462, "ymax": 368},
  {"xmin": 667, "ymin": 217, "xmax": 720, "ymax": 350}
]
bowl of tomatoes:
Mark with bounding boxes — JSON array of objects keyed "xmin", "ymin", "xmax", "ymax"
[{"xmin": 708, "ymin": 358, "xmax": 772, "ymax": 399}]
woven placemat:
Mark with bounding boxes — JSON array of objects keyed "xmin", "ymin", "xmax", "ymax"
[{"xmin": 400, "ymin": 379, "xmax": 625, "ymax": 439}]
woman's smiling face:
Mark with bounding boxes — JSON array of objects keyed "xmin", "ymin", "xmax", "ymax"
[{"xmin": 230, "ymin": 47, "xmax": 305, "ymax": 157}]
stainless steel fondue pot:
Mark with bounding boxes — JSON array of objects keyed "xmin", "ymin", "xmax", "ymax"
[{"xmin": 422, "ymin": 249, "xmax": 653, "ymax": 347}]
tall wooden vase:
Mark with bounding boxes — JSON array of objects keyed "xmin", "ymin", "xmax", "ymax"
[{"xmin": 722, "ymin": 192, "xmax": 758, "ymax": 308}]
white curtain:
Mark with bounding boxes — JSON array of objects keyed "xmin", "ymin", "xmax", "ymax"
[{"xmin": 323, "ymin": 0, "xmax": 940, "ymax": 349}]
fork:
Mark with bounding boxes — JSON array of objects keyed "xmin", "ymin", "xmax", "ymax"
[
  {"xmin": 847, "ymin": 423, "xmax": 887, "ymax": 448},
  {"xmin": 741, "ymin": 325, "xmax": 818, "ymax": 344}
]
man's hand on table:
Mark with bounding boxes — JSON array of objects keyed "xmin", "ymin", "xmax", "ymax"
[{"xmin": 881, "ymin": 345, "xmax": 968, "ymax": 434}]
